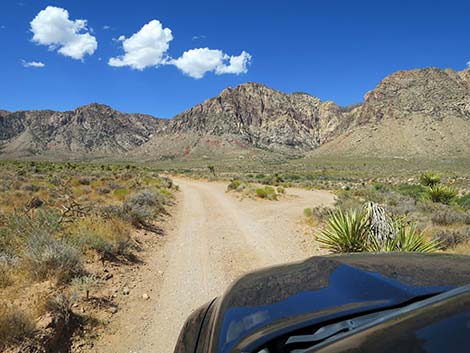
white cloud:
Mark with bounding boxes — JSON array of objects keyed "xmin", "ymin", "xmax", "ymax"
[
  {"xmin": 108, "ymin": 20, "xmax": 173, "ymax": 70},
  {"xmin": 107, "ymin": 19, "xmax": 251, "ymax": 78},
  {"xmin": 22, "ymin": 60, "xmax": 45, "ymax": 68},
  {"xmin": 103, "ymin": 25, "xmax": 111, "ymax": 30},
  {"xmin": 467, "ymin": 60, "xmax": 470, "ymax": 68},
  {"xmin": 192, "ymin": 35, "xmax": 206, "ymax": 41},
  {"xmin": 30, "ymin": 6, "xmax": 97, "ymax": 60},
  {"xmin": 171, "ymin": 48, "xmax": 251, "ymax": 79}
]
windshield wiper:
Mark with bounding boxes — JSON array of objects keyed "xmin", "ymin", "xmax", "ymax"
[{"xmin": 286, "ymin": 308, "xmax": 398, "ymax": 352}]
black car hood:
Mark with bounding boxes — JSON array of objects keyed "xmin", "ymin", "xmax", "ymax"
[{"xmin": 204, "ymin": 253, "xmax": 470, "ymax": 353}]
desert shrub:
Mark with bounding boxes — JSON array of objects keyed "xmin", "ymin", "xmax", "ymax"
[
  {"xmin": 96, "ymin": 187, "xmax": 111, "ymax": 194},
  {"xmin": 317, "ymin": 209, "xmax": 369, "ymax": 253},
  {"xmin": 431, "ymin": 207, "xmax": 464, "ymax": 225},
  {"xmin": 45, "ymin": 292, "xmax": 75, "ymax": 323},
  {"xmin": 335, "ymin": 191, "xmax": 363, "ymax": 212},
  {"xmin": 126, "ymin": 190, "xmax": 164, "ymax": 208},
  {"xmin": 457, "ymin": 194, "xmax": 470, "ymax": 210},
  {"xmin": 419, "ymin": 172, "xmax": 441, "ymax": 187},
  {"xmin": 71, "ymin": 274, "xmax": 101, "ymax": 300},
  {"xmin": 113, "ymin": 188, "xmax": 130, "ymax": 198},
  {"xmin": 277, "ymin": 186, "xmax": 285, "ymax": 194},
  {"xmin": 264, "ymin": 186, "xmax": 278, "ymax": 200},
  {"xmin": 433, "ymin": 228, "xmax": 470, "ymax": 250},
  {"xmin": 384, "ymin": 196, "xmax": 417, "ymax": 216},
  {"xmin": 256, "ymin": 188, "xmax": 268, "ymax": 199},
  {"xmin": 372, "ymin": 182, "xmax": 387, "ymax": 191},
  {"xmin": 22, "ymin": 183, "xmax": 41, "ymax": 192},
  {"xmin": 425, "ymin": 185, "xmax": 457, "ymax": 204},
  {"xmin": 70, "ymin": 218, "xmax": 130, "ymax": 257},
  {"xmin": 394, "ymin": 184, "xmax": 426, "ymax": 200},
  {"xmin": 303, "ymin": 208, "xmax": 313, "ymax": 218},
  {"xmin": 78, "ymin": 177, "xmax": 91, "ymax": 185},
  {"xmin": 1, "ymin": 209, "xmax": 62, "ymax": 255},
  {"xmin": 227, "ymin": 180, "xmax": 242, "ymax": 191},
  {"xmin": 23, "ymin": 233, "xmax": 82, "ymax": 283},
  {"xmin": 0, "ymin": 305, "xmax": 34, "ymax": 348},
  {"xmin": 0, "ymin": 254, "xmax": 17, "ymax": 288}
]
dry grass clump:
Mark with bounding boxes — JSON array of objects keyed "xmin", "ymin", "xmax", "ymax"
[{"xmin": 0, "ymin": 305, "xmax": 35, "ymax": 349}]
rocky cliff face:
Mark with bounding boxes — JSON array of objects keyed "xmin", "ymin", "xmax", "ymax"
[
  {"xmin": 358, "ymin": 68, "xmax": 470, "ymax": 124},
  {"xmin": 0, "ymin": 103, "xmax": 166, "ymax": 159},
  {"xmin": 166, "ymin": 82, "xmax": 351, "ymax": 151}
]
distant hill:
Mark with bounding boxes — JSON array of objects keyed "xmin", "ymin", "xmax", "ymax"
[
  {"xmin": 0, "ymin": 103, "xmax": 165, "ymax": 160},
  {"xmin": 1, "ymin": 67, "xmax": 470, "ymax": 161}
]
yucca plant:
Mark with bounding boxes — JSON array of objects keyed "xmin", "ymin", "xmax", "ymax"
[
  {"xmin": 317, "ymin": 209, "xmax": 369, "ymax": 253},
  {"xmin": 425, "ymin": 184, "xmax": 457, "ymax": 205},
  {"xmin": 419, "ymin": 172, "xmax": 441, "ymax": 187},
  {"xmin": 368, "ymin": 221, "xmax": 439, "ymax": 252},
  {"xmin": 318, "ymin": 204, "xmax": 439, "ymax": 254}
]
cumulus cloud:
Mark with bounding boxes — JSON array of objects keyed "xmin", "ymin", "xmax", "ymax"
[
  {"xmin": 467, "ymin": 60, "xmax": 470, "ymax": 68},
  {"xmin": 22, "ymin": 60, "xmax": 45, "ymax": 68},
  {"xmin": 171, "ymin": 48, "xmax": 251, "ymax": 79},
  {"xmin": 109, "ymin": 20, "xmax": 173, "ymax": 70},
  {"xmin": 30, "ymin": 6, "xmax": 97, "ymax": 60},
  {"xmin": 108, "ymin": 19, "xmax": 251, "ymax": 78}
]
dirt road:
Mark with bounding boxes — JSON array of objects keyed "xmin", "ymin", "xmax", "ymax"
[{"xmin": 94, "ymin": 178, "xmax": 335, "ymax": 353}]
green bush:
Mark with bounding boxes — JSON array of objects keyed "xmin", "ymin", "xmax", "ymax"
[
  {"xmin": 457, "ymin": 194, "xmax": 470, "ymax": 210},
  {"xmin": 303, "ymin": 208, "xmax": 313, "ymax": 218},
  {"xmin": 425, "ymin": 185, "xmax": 457, "ymax": 204},
  {"xmin": 264, "ymin": 186, "xmax": 278, "ymax": 200},
  {"xmin": 227, "ymin": 180, "xmax": 242, "ymax": 191},
  {"xmin": 277, "ymin": 186, "xmax": 285, "ymax": 194},
  {"xmin": 394, "ymin": 184, "xmax": 426, "ymax": 200},
  {"xmin": 419, "ymin": 172, "xmax": 441, "ymax": 187},
  {"xmin": 256, "ymin": 188, "xmax": 268, "ymax": 198}
]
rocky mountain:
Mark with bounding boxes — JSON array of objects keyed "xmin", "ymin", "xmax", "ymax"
[
  {"xmin": 315, "ymin": 68, "xmax": 470, "ymax": 157},
  {"xmin": 133, "ymin": 82, "xmax": 354, "ymax": 160},
  {"xmin": 0, "ymin": 103, "xmax": 166, "ymax": 159},
  {"xmin": 1, "ymin": 67, "xmax": 470, "ymax": 161}
]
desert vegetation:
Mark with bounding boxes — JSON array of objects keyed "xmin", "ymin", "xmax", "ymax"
[
  {"xmin": 227, "ymin": 179, "xmax": 285, "ymax": 200},
  {"xmin": 304, "ymin": 171, "xmax": 470, "ymax": 255},
  {"xmin": 0, "ymin": 161, "xmax": 176, "ymax": 351}
]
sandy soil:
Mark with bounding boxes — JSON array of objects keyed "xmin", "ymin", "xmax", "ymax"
[{"xmin": 93, "ymin": 177, "xmax": 335, "ymax": 353}]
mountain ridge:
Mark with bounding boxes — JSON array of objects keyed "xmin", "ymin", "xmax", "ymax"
[{"xmin": 1, "ymin": 67, "xmax": 470, "ymax": 160}]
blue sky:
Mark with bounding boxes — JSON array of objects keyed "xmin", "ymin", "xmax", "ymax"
[{"xmin": 1, "ymin": 0, "xmax": 469, "ymax": 118}]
